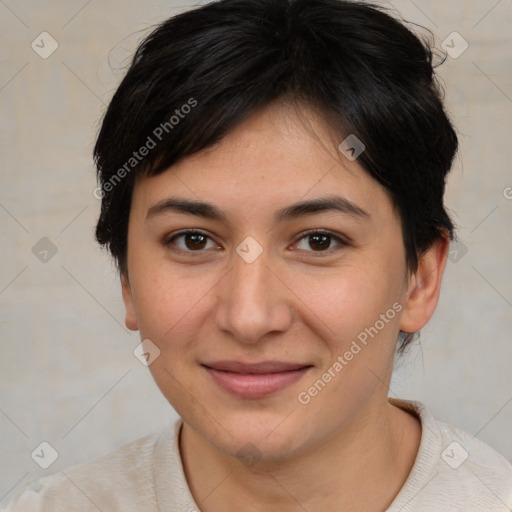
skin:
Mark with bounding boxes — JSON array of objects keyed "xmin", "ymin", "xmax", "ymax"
[{"xmin": 121, "ymin": 101, "xmax": 449, "ymax": 511}]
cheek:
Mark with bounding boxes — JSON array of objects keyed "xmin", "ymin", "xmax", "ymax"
[
  {"xmin": 129, "ymin": 262, "xmax": 219, "ymax": 353},
  {"xmin": 295, "ymin": 261, "xmax": 403, "ymax": 347},
  {"xmin": 130, "ymin": 270, "xmax": 214, "ymax": 412},
  {"xmin": 292, "ymin": 268, "xmax": 403, "ymax": 419}
]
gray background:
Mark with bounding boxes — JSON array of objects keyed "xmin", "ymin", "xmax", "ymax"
[{"xmin": 1, "ymin": 0, "xmax": 511, "ymax": 505}]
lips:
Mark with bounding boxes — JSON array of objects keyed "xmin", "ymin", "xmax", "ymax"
[
  {"xmin": 202, "ymin": 360, "xmax": 312, "ymax": 399},
  {"xmin": 203, "ymin": 361, "xmax": 309, "ymax": 374}
]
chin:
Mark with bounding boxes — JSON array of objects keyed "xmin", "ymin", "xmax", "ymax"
[
  {"xmin": 200, "ymin": 406, "xmax": 312, "ymax": 462},
  {"xmin": 224, "ymin": 430, "xmax": 306, "ymax": 465}
]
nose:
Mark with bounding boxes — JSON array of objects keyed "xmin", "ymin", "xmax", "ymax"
[{"xmin": 214, "ymin": 243, "xmax": 293, "ymax": 345}]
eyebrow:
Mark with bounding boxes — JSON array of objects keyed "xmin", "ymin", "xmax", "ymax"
[{"xmin": 146, "ymin": 195, "xmax": 370, "ymax": 223}]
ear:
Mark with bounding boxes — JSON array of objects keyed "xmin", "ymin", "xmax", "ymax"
[
  {"xmin": 121, "ymin": 272, "xmax": 139, "ymax": 331},
  {"xmin": 399, "ymin": 235, "xmax": 450, "ymax": 334}
]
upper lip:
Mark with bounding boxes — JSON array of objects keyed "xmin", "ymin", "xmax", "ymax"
[{"xmin": 202, "ymin": 361, "xmax": 312, "ymax": 374}]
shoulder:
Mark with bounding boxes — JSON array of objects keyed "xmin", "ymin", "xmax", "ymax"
[
  {"xmin": 389, "ymin": 399, "xmax": 512, "ymax": 511},
  {"xmin": 436, "ymin": 418, "xmax": 512, "ymax": 496},
  {"xmin": 3, "ymin": 426, "xmax": 172, "ymax": 512}
]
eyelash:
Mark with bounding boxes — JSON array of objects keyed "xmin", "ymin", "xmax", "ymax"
[{"xmin": 163, "ymin": 229, "xmax": 348, "ymax": 257}]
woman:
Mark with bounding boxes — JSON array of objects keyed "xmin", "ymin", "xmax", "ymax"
[{"xmin": 6, "ymin": 0, "xmax": 512, "ymax": 510}]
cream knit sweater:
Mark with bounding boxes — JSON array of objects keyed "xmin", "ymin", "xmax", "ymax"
[{"xmin": 5, "ymin": 399, "xmax": 512, "ymax": 511}]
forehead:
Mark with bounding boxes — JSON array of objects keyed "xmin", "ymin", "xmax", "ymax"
[{"xmin": 132, "ymin": 102, "xmax": 395, "ymax": 224}]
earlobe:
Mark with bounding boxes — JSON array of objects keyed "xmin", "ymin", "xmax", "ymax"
[
  {"xmin": 399, "ymin": 236, "xmax": 450, "ymax": 334},
  {"xmin": 121, "ymin": 273, "xmax": 139, "ymax": 331}
]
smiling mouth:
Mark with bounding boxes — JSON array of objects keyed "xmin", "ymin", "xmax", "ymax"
[{"xmin": 201, "ymin": 361, "xmax": 313, "ymax": 399}]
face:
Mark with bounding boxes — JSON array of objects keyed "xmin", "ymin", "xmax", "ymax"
[{"xmin": 122, "ymin": 101, "xmax": 440, "ymax": 462}]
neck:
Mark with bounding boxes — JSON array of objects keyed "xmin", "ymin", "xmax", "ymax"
[{"xmin": 179, "ymin": 398, "xmax": 421, "ymax": 512}]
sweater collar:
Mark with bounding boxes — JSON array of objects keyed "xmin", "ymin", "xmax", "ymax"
[{"xmin": 153, "ymin": 399, "xmax": 442, "ymax": 511}]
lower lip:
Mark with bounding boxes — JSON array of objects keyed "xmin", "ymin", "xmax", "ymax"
[{"xmin": 203, "ymin": 366, "xmax": 311, "ymax": 399}]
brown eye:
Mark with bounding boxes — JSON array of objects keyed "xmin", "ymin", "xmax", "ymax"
[
  {"xmin": 308, "ymin": 233, "xmax": 331, "ymax": 251},
  {"xmin": 295, "ymin": 230, "xmax": 346, "ymax": 254},
  {"xmin": 183, "ymin": 233, "xmax": 208, "ymax": 250},
  {"xmin": 165, "ymin": 230, "xmax": 218, "ymax": 252}
]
